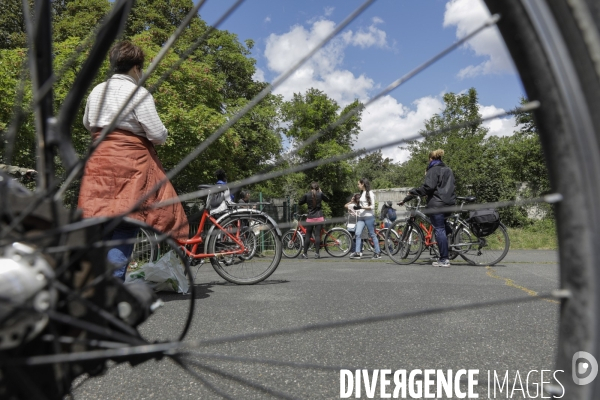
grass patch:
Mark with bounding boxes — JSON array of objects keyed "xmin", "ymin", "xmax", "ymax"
[{"xmin": 507, "ymin": 219, "xmax": 557, "ymax": 250}]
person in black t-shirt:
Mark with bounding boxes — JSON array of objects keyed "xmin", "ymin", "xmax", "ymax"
[{"xmin": 298, "ymin": 182, "xmax": 329, "ymax": 259}]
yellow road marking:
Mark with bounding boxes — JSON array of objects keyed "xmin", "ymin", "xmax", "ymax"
[{"xmin": 486, "ymin": 266, "xmax": 559, "ymax": 304}]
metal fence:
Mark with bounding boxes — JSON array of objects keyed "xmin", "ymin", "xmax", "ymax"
[{"xmin": 183, "ymin": 194, "xmax": 298, "ymax": 236}]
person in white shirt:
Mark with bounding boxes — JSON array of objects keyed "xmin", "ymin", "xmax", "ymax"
[
  {"xmin": 78, "ymin": 41, "xmax": 187, "ymax": 281},
  {"xmin": 345, "ymin": 193, "xmax": 362, "ymax": 254},
  {"xmin": 349, "ymin": 178, "xmax": 381, "ymax": 260}
]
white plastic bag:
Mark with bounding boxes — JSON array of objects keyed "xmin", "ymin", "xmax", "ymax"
[{"xmin": 125, "ymin": 250, "xmax": 189, "ymax": 294}]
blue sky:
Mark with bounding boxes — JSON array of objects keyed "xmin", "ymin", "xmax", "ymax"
[{"xmin": 197, "ymin": 0, "xmax": 525, "ymax": 162}]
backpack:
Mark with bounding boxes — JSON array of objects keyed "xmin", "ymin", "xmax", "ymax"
[
  {"xmin": 387, "ymin": 207, "xmax": 397, "ymax": 222},
  {"xmin": 207, "ymin": 184, "xmax": 228, "ymax": 210},
  {"xmin": 468, "ymin": 209, "xmax": 500, "ymax": 237}
]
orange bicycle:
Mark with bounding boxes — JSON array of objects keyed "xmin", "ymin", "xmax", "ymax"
[
  {"xmin": 281, "ymin": 214, "xmax": 352, "ymax": 258},
  {"xmin": 159, "ymin": 185, "xmax": 283, "ymax": 284}
]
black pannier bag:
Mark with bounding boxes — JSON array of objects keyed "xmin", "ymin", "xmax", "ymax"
[{"xmin": 468, "ymin": 209, "xmax": 500, "ymax": 237}]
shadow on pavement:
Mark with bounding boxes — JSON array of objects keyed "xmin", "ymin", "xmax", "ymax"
[{"xmin": 207, "ymin": 279, "xmax": 290, "ymax": 286}]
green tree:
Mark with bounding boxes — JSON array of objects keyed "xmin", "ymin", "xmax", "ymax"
[
  {"xmin": 507, "ymin": 97, "xmax": 549, "ymax": 194},
  {"xmin": 397, "ymin": 90, "xmax": 551, "ymax": 227},
  {"xmin": 350, "ymin": 150, "xmax": 403, "ymax": 190},
  {"xmin": 0, "ymin": 0, "xmax": 283, "ymax": 203},
  {"xmin": 400, "ymin": 88, "xmax": 488, "ymax": 195},
  {"xmin": 53, "ymin": 0, "xmax": 111, "ymax": 43},
  {"xmin": 280, "ymin": 88, "xmax": 362, "ymax": 216},
  {"xmin": 0, "ymin": 0, "xmax": 29, "ymax": 49}
]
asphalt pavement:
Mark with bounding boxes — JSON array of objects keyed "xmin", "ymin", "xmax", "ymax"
[{"xmin": 72, "ymin": 249, "xmax": 560, "ymax": 399}]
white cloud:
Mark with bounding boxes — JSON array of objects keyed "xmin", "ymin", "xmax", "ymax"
[
  {"xmin": 479, "ymin": 104, "xmax": 517, "ymax": 137},
  {"xmin": 264, "ymin": 19, "xmax": 381, "ymax": 105},
  {"xmin": 358, "ymin": 96, "xmax": 444, "ymax": 163},
  {"xmin": 443, "ymin": 0, "xmax": 514, "ymax": 78},
  {"xmin": 265, "ymin": 16, "xmax": 271, "ymax": 23},
  {"xmin": 252, "ymin": 67, "xmax": 265, "ymax": 82},
  {"xmin": 262, "ymin": 11, "xmax": 515, "ymax": 164},
  {"xmin": 357, "ymin": 98, "xmax": 518, "ymax": 163},
  {"xmin": 343, "ymin": 24, "xmax": 387, "ymax": 49},
  {"xmin": 324, "ymin": 7, "xmax": 334, "ymax": 17}
]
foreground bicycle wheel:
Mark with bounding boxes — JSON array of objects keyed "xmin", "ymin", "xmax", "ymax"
[
  {"xmin": 323, "ymin": 228, "xmax": 352, "ymax": 257},
  {"xmin": 208, "ymin": 215, "xmax": 283, "ymax": 285},
  {"xmin": 2, "ymin": 0, "xmax": 600, "ymax": 398}
]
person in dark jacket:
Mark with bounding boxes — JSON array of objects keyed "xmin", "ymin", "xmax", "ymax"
[
  {"xmin": 298, "ymin": 182, "xmax": 330, "ymax": 259},
  {"xmin": 399, "ymin": 149, "xmax": 456, "ymax": 267}
]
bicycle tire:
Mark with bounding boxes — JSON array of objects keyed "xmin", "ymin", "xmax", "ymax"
[
  {"xmin": 484, "ymin": 2, "xmax": 600, "ymax": 394},
  {"xmin": 377, "ymin": 229, "xmax": 397, "ymax": 256},
  {"xmin": 358, "ymin": 226, "xmax": 374, "ymax": 253},
  {"xmin": 129, "ymin": 227, "xmax": 159, "ymax": 269},
  {"xmin": 3, "ymin": 0, "xmax": 600, "ymax": 398},
  {"xmin": 453, "ymin": 223, "xmax": 509, "ymax": 266},
  {"xmin": 323, "ymin": 228, "xmax": 352, "ymax": 257},
  {"xmin": 281, "ymin": 230, "xmax": 303, "ymax": 258},
  {"xmin": 386, "ymin": 220, "xmax": 423, "ymax": 265},
  {"xmin": 208, "ymin": 215, "xmax": 283, "ymax": 285}
]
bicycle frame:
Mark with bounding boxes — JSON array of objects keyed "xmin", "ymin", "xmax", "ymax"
[
  {"xmin": 292, "ymin": 215, "xmax": 328, "ymax": 247},
  {"xmin": 401, "ymin": 197, "xmax": 472, "ymax": 254},
  {"xmin": 176, "ymin": 209, "xmax": 246, "ymax": 259}
]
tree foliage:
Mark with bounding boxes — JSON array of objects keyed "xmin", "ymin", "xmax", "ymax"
[
  {"xmin": 279, "ymin": 88, "xmax": 362, "ymax": 216},
  {"xmin": 349, "ymin": 150, "xmax": 403, "ymax": 191},
  {"xmin": 0, "ymin": 0, "xmax": 281, "ymax": 203},
  {"xmin": 397, "ymin": 89, "xmax": 550, "ymax": 227}
]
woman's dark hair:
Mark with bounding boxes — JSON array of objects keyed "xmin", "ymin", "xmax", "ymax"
[
  {"xmin": 215, "ymin": 169, "xmax": 227, "ymax": 182},
  {"xmin": 359, "ymin": 178, "xmax": 372, "ymax": 206},
  {"xmin": 352, "ymin": 193, "xmax": 360, "ymax": 203},
  {"xmin": 310, "ymin": 181, "xmax": 320, "ymax": 208},
  {"xmin": 110, "ymin": 41, "xmax": 145, "ymax": 74}
]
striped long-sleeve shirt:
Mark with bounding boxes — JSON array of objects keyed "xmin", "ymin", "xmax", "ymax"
[{"xmin": 83, "ymin": 74, "xmax": 168, "ymax": 145}]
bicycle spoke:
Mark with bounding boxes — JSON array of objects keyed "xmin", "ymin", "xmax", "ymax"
[
  {"xmin": 5, "ymin": 0, "xmax": 600, "ymax": 397},
  {"xmin": 177, "ymin": 356, "xmax": 299, "ymax": 400},
  {"xmin": 171, "ymin": 355, "xmax": 236, "ymax": 400},
  {"xmin": 183, "ymin": 352, "xmax": 359, "ymax": 372}
]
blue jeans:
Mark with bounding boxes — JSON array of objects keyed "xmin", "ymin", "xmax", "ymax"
[
  {"xmin": 349, "ymin": 231, "xmax": 364, "ymax": 253},
  {"xmin": 430, "ymin": 213, "xmax": 452, "ymax": 261},
  {"xmin": 107, "ymin": 223, "xmax": 140, "ymax": 281},
  {"xmin": 355, "ymin": 216, "xmax": 380, "ymax": 254}
]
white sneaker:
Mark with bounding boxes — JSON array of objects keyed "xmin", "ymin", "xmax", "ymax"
[
  {"xmin": 432, "ymin": 259, "xmax": 450, "ymax": 268},
  {"xmin": 349, "ymin": 252, "xmax": 362, "ymax": 260}
]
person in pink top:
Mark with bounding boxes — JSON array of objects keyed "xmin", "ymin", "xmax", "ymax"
[{"xmin": 298, "ymin": 182, "xmax": 330, "ymax": 259}]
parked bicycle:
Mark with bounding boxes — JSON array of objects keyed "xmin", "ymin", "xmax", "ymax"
[
  {"xmin": 132, "ymin": 187, "xmax": 283, "ymax": 285},
  {"xmin": 386, "ymin": 196, "xmax": 510, "ymax": 266},
  {"xmin": 281, "ymin": 214, "xmax": 352, "ymax": 258}
]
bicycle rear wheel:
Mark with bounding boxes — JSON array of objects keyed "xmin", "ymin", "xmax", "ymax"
[
  {"xmin": 129, "ymin": 227, "xmax": 159, "ymax": 269},
  {"xmin": 377, "ymin": 228, "xmax": 400, "ymax": 254},
  {"xmin": 386, "ymin": 220, "xmax": 423, "ymax": 265},
  {"xmin": 454, "ymin": 223, "xmax": 510, "ymax": 266},
  {"xmin": 281, "ymin": 230, "xmax": 303, "ymax": 258},
  {"xmin": 323, "ymin": 228, "xmax": 352, "ymax": 257},
  {"xmin": 208, "ymin": 215, "xmax": 282, "ymax": 284}
]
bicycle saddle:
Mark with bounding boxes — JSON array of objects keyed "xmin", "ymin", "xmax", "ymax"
[{"xmin": 456, "ymin": 196, "xmax": 477, "ymax": 203}]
